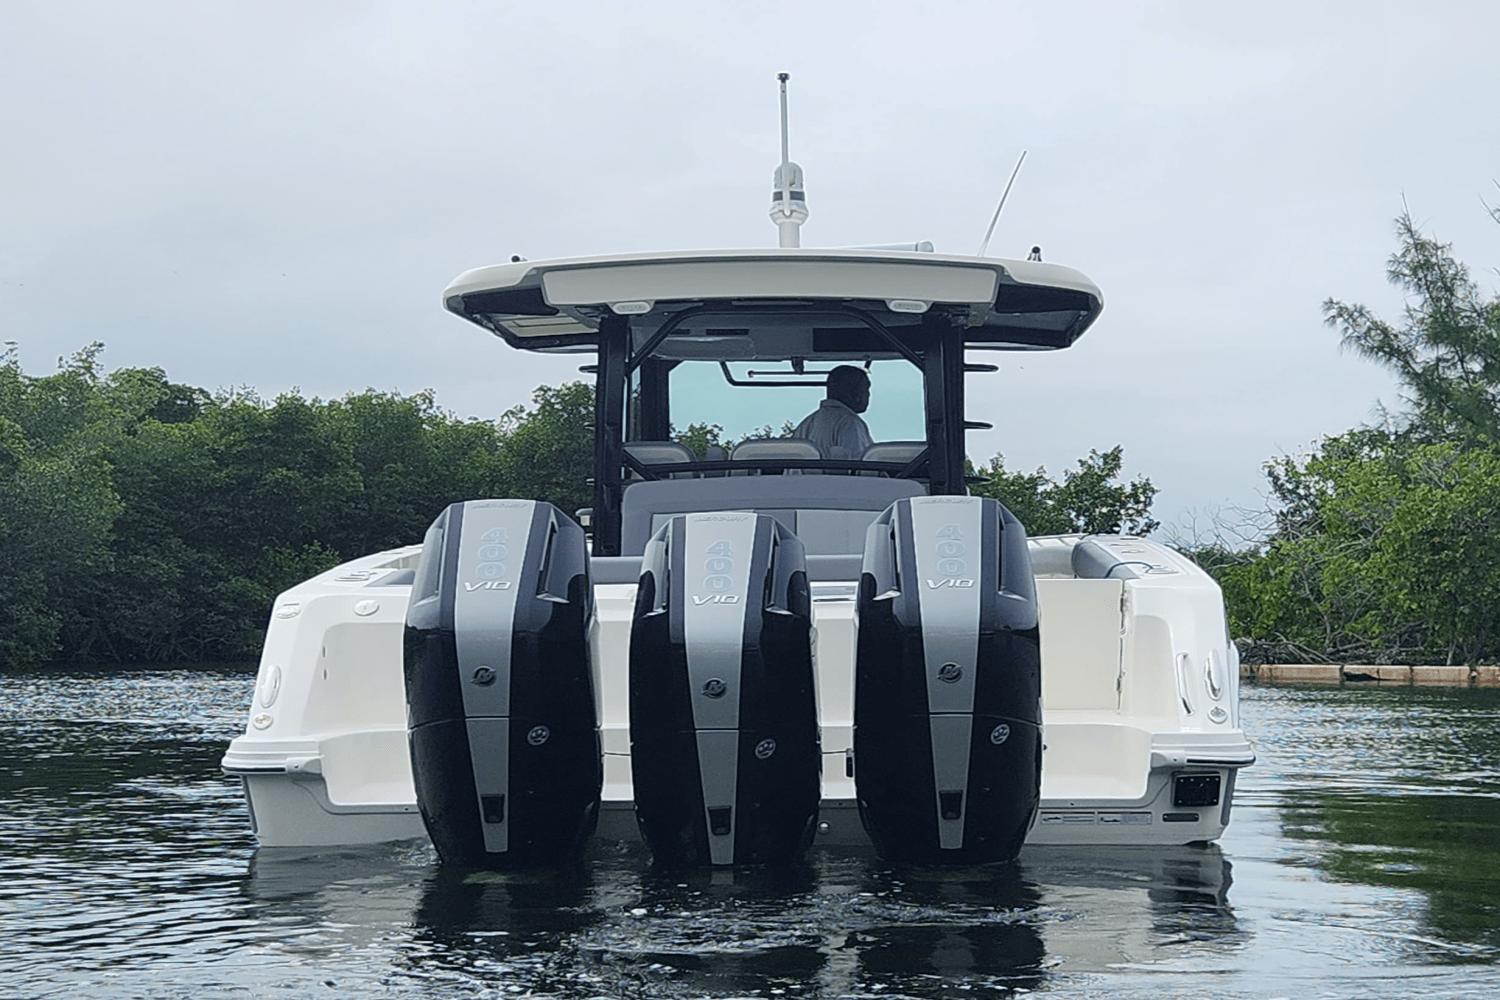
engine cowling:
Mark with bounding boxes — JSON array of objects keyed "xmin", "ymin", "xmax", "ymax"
[
  {"xmin": 853, "ymin": 496, "xmax": 1042, "ymax": 864},
  {"xmin": 404, "ymin": 499, "xmax": 601, "ymax": 867},
  {"xmin": 629, "ymin": 512, "xmax": 820, "ymax": 867}
]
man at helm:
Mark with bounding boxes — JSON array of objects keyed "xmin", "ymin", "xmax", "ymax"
[{"xmin": 793, "ymin": 364, "xmax": 874, "ymax": 461}]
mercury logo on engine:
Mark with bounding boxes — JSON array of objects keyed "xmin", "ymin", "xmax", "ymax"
[{"xmin": 692, "ymin": 594, "xmax": 740, "ymax": 605}]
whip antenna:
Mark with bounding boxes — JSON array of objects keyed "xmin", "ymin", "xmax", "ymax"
[
  {"xmin": 976, "ymin": 150, "xmax": 1028, "ymax": 257},
  {"xmin": 769, "ymin": 72, "xmax": 809, "ymax": 248}
]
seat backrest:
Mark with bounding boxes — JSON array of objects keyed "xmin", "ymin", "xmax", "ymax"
[
  {"xmin": 1035, "ymin": 578, "xmax": 1125, "ymax": 711},
  {"xmin": 624, "ymin": 441, "xmax": 696, "ymax": 480},
  {"xmin": 858, "ymin": 440, "xmax": 926, "ymax": 475},
  {"xmin": 728, "ymin": 438, "xmax": 822, "ymax": 475},
  {"xmin": 701, "ymin": 444, "xmax": 728, "ymax": 478}
]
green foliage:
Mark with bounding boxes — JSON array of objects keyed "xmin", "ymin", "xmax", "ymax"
[
  {"xmin": 1212, "ymin": 206, "xmax": 1500, "ymax": 664},
  {"xmin": 1325, "ymin": 211, "xmax": 1500, "ymax": 443},
  {"xmin": 0, "ymin": 345, "xmax": 122, "ymax": 667},
  {"xmin": 669, "ymin": 420, "xmax": 799, "ymax": 459},
  {"xmin": 673, "ymin": 422, "xmax": 726, "ymax": 460},
  {"xmin": 0, "ymin": 345, "xmax": 1156, "ymax": 667},
  {"xmin": 1217, "ymin": 431, "xmax": 1500, "ymax": 666},
  {"xmin": 1363, "ymin": 445, "xmax": 1500, "ymax": 664},
  {"xmin": 0, "ymin": 346, "xmax": 602, "ymax": 667},
  {"xmin": 969, "ymin": 446, "xmax": 1159, "ymax": 536},
  {"xmin": 492, "ymin": 382, "xmax": 595, "ymax": 519}
]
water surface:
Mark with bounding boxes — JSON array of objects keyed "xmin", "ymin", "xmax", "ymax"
[{"xmin": 2, "ymin": 671, "xmax": 1498, "ymax": 998}]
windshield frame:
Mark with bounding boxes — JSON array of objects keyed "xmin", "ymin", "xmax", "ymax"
[{"xmin": 590, "ymin": 303, "xmax": 970, "ymax": 555}]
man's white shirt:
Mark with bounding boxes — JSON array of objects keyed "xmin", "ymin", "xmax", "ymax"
[{"xmin": 792, "ymin": 399, "xmax": 874, "ymax": 460}]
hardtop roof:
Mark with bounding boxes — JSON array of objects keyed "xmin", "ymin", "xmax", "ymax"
[{"xmin": 443, "ymin": 248, "xmax": 1103, "ymax": 357}]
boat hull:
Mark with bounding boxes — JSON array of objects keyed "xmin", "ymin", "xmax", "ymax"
[
  {"xmin": 223, "ymin": 535, "xmax": 1254, "ymax": 852},
  {"xmin": 229, "ymin": 754, "xmax": 1250, "ymax": 850}
]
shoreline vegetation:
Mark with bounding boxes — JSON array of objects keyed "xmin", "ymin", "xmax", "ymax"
[
  {"xmin": 0, "ymin": 345, "xmax": 1155, "ymax": 670},
  {"xmin": 2, "ymin": 208, "xmax": 1496, "ymax": 672}
]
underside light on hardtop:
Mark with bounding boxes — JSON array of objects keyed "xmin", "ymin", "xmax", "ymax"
[{"xmin": 885, "ymin": 298, "xmax": 931, "ymax": 313}]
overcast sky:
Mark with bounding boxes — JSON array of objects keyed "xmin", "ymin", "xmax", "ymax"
[{"xmin": 4, "ymin": 2, "xmax": 1497, "ymax": 534}]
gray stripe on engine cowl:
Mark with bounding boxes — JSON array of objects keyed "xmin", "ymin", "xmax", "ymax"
[
  {"xmin": 681, "ymin": 512, "xmax": 757, "ymax": 864},
  {"xmin": 929, "ymin": 713, "xmax": 974, "ymax": 845},
  {"xmin": 466, "ymin": 717, "xmax": 510, "ymax": 853},
  {"xmin": 453, "ymin": 499, "xmax": 539, "ymax": 855},
  {"xmin": 909, "ymin": 497, "xmax": 983, "ymax": 714},
  {"xmin": 454, "ymin": 500, "xmax": 538, "ymax": 719},
  {"xmin": 682, "ymin": 513, "xmax": 756, "ymax": 731},
  {"xmin": 695, "ymin": 730, "xmax": 740, "ymax": 865},
  {"xmin": 908, "ymin": 496, "xmax": 984, "ymax": 850}
]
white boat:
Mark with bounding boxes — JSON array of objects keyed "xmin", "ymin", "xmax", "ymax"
[
  {"xmin": 223, "ymin": 526, "xmax": 1252, "ymax": 849},
  {"xmin": 223, "ymin": 80, "xmax": 1252, "ymax": 862}
]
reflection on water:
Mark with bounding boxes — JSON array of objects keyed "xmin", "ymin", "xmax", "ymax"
[
  {"xmin": 1, "ymin": 670, "xmax": 1497, "ymax": 997},
  {"xmin": 1282, "ymin": 791, "xmax": 1500, "ymax": 959},
  {"xmin": 231, "ymin": 841, "xmax": 1233, "ymax": 997},
  {"xmin": 1261, "ymin": 685, "xmax": 1500, "ymax": 966}
]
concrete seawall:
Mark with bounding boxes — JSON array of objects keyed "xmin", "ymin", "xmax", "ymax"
[{"xmin": 1242, "ymin": 663, "xmax": 1500, "ymax": 687}]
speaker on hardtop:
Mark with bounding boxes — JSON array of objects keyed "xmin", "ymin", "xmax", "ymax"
[
  {"xmin": 404, "ymin": 499, "xmax": 602, "ymax": 867},
  {"xmin": 853, "ymin": 496, "xmax": 1042, "ymax": 864},
  {"xmin": 629, "ymin": 511, "xmax": 820, "ymax": 867}
]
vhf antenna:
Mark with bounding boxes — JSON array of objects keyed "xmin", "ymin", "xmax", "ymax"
[
  {"xmin": 976, "ymin": 149, "xmax": 1028, "ymax": 257},
  {"xmin": 769, "ymin": 72, "xmax": 808, "ymax": 248}
]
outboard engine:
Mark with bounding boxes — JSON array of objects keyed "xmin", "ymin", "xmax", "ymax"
[
  {"xmin": 629, "ymin": 512, "xmax": 820, "ymax": 867},
  {"xmin": 404, "ymin": 499, "xmax": 601, "ymax": 867},
  {"xmin": 853, "ymin": 496, "xmax": 1041, "ymax": 864}
]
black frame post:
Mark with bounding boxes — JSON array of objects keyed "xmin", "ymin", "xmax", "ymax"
[
  {"xmin": 922, "ymin": 312, "xmax": 967, "ymax": 495},
  {"xmin": 637, "ymin": 359, "xmax": 673, "ymax": 440},
  {"xmin": 591, "ymin": 315, "xmax": 629, "ymax": 555}
]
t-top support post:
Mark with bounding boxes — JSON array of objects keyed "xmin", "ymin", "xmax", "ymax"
[
  {"xmin": 921, "ymin": 312, "xmax": 968, "ymax": 496},
  {"xmin": 591, "ymin": 315, "xmax": 629, "ymax": 555}
]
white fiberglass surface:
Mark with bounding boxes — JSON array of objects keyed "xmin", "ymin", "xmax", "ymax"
[
  {"xmin": 319, "ymin": 730, "xmax": 415, "ymax": 806},
  {"xmin": 1039, "ymin": 721, "xmax": 1153, "ymax": 800},
  {"xmin": 665, "ymin": 357, "xmax": 923, "ymax": 444},
  {"xmin": 300, "ymin": 621, "xmax": 407, "ymax": 736},
  {"xmin": 1036, "ymin": 578, "xmax": 1124, "ymax": 712}
]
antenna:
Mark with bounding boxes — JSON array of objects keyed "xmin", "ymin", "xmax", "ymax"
[
  {"xmin": 769, "ymin": 72, "xmax": 808, "ymax": 248},
  {"xmin": 976, "ymin": 150, "xmax": 1028, "ymax": 257},
  {"xmin": 779, "ymin": 73, "xmax": 791, "ymax": 169}
]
